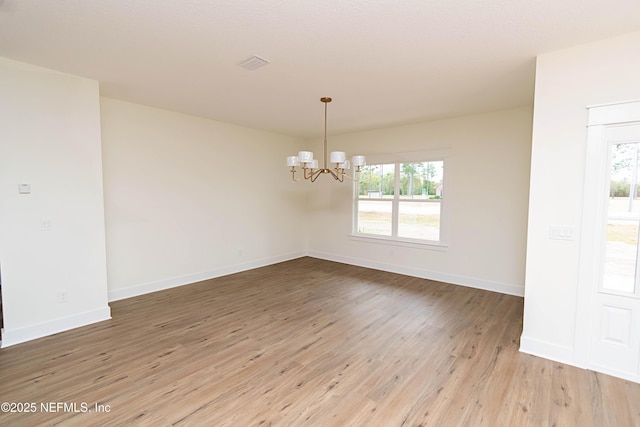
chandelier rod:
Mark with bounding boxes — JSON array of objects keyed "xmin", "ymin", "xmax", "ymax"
[{"xmin": 322, "ymin": 97, "xmax": 331, "ymax": 170}]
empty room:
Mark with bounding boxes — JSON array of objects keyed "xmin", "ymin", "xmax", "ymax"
[{"xmin": 1, "ymin": 1, "xmax": 640, "ymax": 425}]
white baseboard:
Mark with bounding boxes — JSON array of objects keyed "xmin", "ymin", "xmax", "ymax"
[
  {"xmin": 307, "ymin": 251, "xmax": 525, "ymax": 297},
  {"xmin": 589, "ymin": 362, "xmax": 640, "ymax": 384},
  {"xmin": 520, "ymin": 335, "xmax": 640, "ymax": 384},
  {"xmin": 109, "ymin": 250, "xmax": 523, "ymax": 303},
  {"xmin": 519, "ymin": 335, "xmax": 576, "ymax": 366},
  {"xmin": 108, "ymin": 251, "xmax": 306, "ymax": 302},
  {"xmin": 1, "ymin": 306, "xmax": 111, "ymax": 348},
  {"xmin": 0, "ymin": 251, "xmax": 523, "ymax": 350}
]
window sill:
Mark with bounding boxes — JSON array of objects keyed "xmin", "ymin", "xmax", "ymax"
[{"xmin": 348, "ymin": 234, "xmax": 448, "ymax": 251}]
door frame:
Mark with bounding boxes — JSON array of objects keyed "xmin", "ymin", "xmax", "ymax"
[{"xmin": 576, "ymin": 100, "xmax": 640, "ymax": 382}]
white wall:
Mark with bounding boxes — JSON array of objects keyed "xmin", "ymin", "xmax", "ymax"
[
  {"xmin": 307, "ymin": 107, "xmax": 533, "ymax": 295},
  {"xmin": 0, "ymin": 58, "xmax": 533, "ymax": 347},
  {"xmin": 521, "ymin": 31, "xmax": 640, "ymax": 363},
  {"xmin": 0, "ymin": 58, "xmax": 110, "ymax": 346},
  {"xmin": 100, "ymin": 98, "xmax": 307, "ymax": 300}
]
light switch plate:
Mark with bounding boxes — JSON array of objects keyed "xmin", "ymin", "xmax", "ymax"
[
  {"xmin": 549, "ymin": 225, "xmax": 574, "ymax": 240},
  {"xmin": 41, "ymin": 218, "xmax": 53, "ymax": 231},
  {"xmin": 18, "ymin": 183, "xmax": 31, "ymax": 194}
]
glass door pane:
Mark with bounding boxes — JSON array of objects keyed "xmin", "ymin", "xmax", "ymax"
[
  {"xmin": 603, "ymin": 142, "xmax": 640, "ymax": 294},
  {"xmin": 604, "ymin": 220, "xmax": 638, "ymax": 293}
]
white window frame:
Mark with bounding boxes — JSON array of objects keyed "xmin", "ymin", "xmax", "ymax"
[{"xmin": 350, "ymin": 149, "xmax": 449, "ymax": 250}]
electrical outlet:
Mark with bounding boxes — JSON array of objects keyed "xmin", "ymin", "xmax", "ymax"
[{"xmin": 57, "ymin": 291, "xmax": 68, "ymax": 303}]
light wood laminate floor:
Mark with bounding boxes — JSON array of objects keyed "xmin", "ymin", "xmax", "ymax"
[{"xmin": 1, "ymin": 257, "xmax": 639, "ymax": 426}]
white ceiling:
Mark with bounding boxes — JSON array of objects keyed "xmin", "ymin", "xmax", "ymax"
[{"xmin": 1, "ymin": 0, "xmax": 640, "ymax": 139}]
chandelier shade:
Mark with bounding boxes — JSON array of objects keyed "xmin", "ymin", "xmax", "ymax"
[{"xmin": 287, "ymin": 97, "xmax": 365, "ymax": 183}]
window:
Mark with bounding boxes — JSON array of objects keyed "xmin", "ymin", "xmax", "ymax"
[{"xmin": 353, "ymin": 151, "xmax": 447, "ymax": 247}]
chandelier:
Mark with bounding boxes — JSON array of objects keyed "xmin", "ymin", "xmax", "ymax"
[{"xmin": 286, "ymin": 97, "xmax": 366, "ymax": 182}]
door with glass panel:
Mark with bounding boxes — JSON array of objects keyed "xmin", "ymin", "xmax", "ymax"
[{"xmin": 588, "ymin": 114, "xmax": 640, "ymax": 379}]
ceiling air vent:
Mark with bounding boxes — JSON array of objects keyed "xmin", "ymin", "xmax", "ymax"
[{"xmin": 237, "ymin": 55, "xmax": 270, "ymax": 71}]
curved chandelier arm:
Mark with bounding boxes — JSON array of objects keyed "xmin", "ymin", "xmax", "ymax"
[
  {"xmin": 310, "ymin": 169, "xmax": 325, "ymax": 182},
  {"xmin": 327, "ymin": 169, "xmax": 344, "ymax": 182},
  {"xmin": 328, "ymin": 166, "xmax": 363, "ymax": 182},
  {"xmin": 290, "ymin": 167, "xmax": 302, "ymax": 181},
  {"xmin": 303, "ymin": 166, "xmax": 317, "ymax": 180}
]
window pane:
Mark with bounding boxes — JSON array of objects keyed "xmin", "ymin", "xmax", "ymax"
[
  {"xmin": 398, "ymin": 201, "xmax": 440, "ymax": 241},
  {"xmin": 357, "ymin": 200, "xmax": 392, "ymax": 236},
  {"xmin": 399, "ymin": 161, "xmax": 444, "ymax": 200},
  {"xmin": 359, "ymin": 164, "xmax": 395, "ymax": 198}
]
